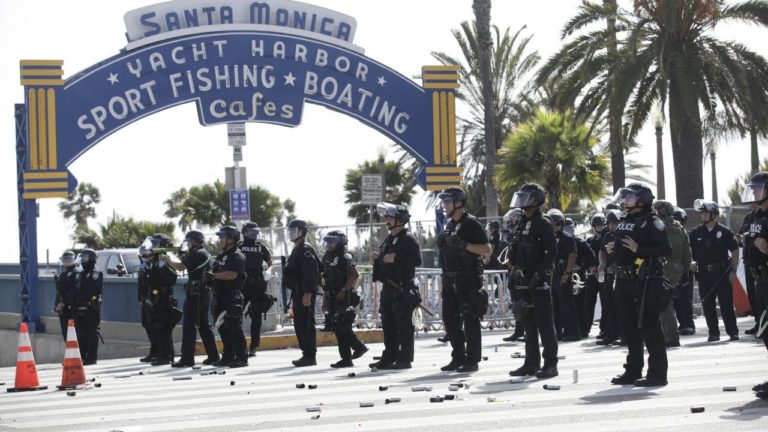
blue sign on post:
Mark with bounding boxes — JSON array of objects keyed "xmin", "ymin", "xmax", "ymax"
[{"xmin": 229, "ymin": 189, "xmax": 250, "ymax": 221}]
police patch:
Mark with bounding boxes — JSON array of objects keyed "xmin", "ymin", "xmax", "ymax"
[
  {"xmin": 525, "ymin": 221, "xmax": 532, "ymax": 230},
  {"xmin": 92, "ymin": 272, "xmax": 99, "ymax": 280},
  {"xmin": 653, "ymin": 219, "xmax": 665, "ymax": 231},
  {"xmin": 716, "ymin": 231, "xmax": 722, "ymax": 239},
  {"xmin": 393, "ymin": 237, "xmax": 398, "ymax": 245}
]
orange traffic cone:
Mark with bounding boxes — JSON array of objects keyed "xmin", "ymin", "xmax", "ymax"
[
  {"xmin": 57, "ymin": 319, "xmax": 86, "ymax": 390},
  {"xmin": 6, "ymin": 322, "xmax": 47, "ymax": 392}
]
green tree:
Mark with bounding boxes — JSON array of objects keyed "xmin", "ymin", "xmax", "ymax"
[
  {"xmin": 494, "ymin": 109, "xmax": 610, "ymax": 210},
  {"xmin": 59, "ymin": 182, "xmax": 101, "ymax": 232},
  {"xmin": 344, "ymin": 159, "xmax": 417, "ymax": 223},
  {"xmin": 73, "ymin": 214, "xmax": 175, "ymax": 249},
  {"xmin": 164, "ymin": 180, "xmax": 282, "ymax": 229},
  {"xmin": 432, "ymin": 22, "xmax": 540, "ymax": 214}
]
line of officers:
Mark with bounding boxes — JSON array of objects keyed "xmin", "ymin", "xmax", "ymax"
[{"xmin": 53, "ymin": 174, "xmax": 768, "ymax": 397}]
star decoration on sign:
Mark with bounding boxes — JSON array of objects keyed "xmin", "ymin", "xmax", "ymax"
[
  {"xmin": 377, "ymin": 76, "xmax": 387, "ymax": 86},
  {"xmin": 284, "ymin": 72, "xmax": 297, "ymax": 87},
  {"xmin": 107, "ymin": 72, "xmax": 119, "ymax": 85}
]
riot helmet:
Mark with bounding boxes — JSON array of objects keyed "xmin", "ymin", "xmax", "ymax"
[
  {"xmin": 510, "ymin": 183, "xmax": 546, "ymax": 209},
  {"xmin": 322, "ymin": 230, "xmax": 348, "ymax": 252},
  {"xmin": 672, "ymin": 207, "xmax": 688, "ymax": 225},
  {"xmin": 77, "ymin": 248, "xmax": 97, "ymax": 271},
  {"xmin": 563, "ymin": 217, "xmax": 576, "ymax": 237},
  {"xmin": 612, "ymin": 183, "xmax": 654, "ymax": 211},
  {"xmin": 694, "ymin": 199, "xmax": 719, "ymax": 221},
  {"xmin": 436, "ymin": 187, "xmax": 467, "ymax": 217},
  {"xmin": 652, "ymin": 200, "xmax": 675, "ymax": 219},
  {"xmin": 241, "ymin": 222, "xmax": 261, "ymax": 241},
  {"xmin": 287, "ymin": 219, "xmax": 308, "ymax": 242},
  {"xmin": 377, "ymin": 202, "xmax": 411, "ymax": 229},
  {"xmin": 215, "ymin": 225, "xmax": 240, "ymax": 249},
  {"xmin": 181, "ymin": 230, "xmax": 205, "ymax": 252},
  {"xmin": 139, "ymin": 233, "xmax": 172, "ymax": 257},
  {"xmin": 742, "ymin": 172, "xmax": 768, "ymax": 204},
  {"xmin": 502, "ymin": 208, "xmax": 524, "ymax": 227},
  {"xmin": 546, "ymin": 209, "xmax": 565, "ymax": 225},
  {"xmin": 590, "ymin": 213, "xmax": 607, "ymax": 227},
  {"xmin": 606, "ymin": 209, "xmax": 622, "ymax": 224},
  {"xmin": 60, "ymin": 251, "xmax": 77, "ymax": 269}
]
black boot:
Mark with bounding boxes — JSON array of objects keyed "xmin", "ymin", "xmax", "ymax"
[
  {"xmin": 292, "ymin": 356, "xmax": 317, "ymax": 367},
  {"xmin": 440, "ymin": 358, "xmax": 464, "ymax": 372},
  {"xmin": 611, "ymin": 366, "xmax": 642, "ymax": 385}
]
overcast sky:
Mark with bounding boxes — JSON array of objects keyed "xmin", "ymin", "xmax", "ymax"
[{"xmin": 1, "ymin": 0, "xmax": 766, "ymax": 263}]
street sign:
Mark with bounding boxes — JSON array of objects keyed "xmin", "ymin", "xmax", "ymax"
[
  {"xmin": 233, "ymin": 145, "xmax": 243, "ymax": 162},
  {"xmin": 227, "ymin": 123, "xmax": 246, "ymax": 147},
  {"xmin": 361, "ymin": 174, "xmax": 383, "ymax": 205},
  {"xmin": 229, "ymin": 189, "xmax": 250, "ymax": 221}
]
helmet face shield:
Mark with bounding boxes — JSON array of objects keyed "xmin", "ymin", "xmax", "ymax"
[
  {"xmin": 510, "ymin": 192, "xmax": 534, "ymax": 209},
  {"xmin": 742, "ymin": 182, "xmax": 768, "ymax": 204},
  {"xmin": 612, "ymin": 188, "xmax": 639, "ymax": 210},
  {"xmin": 287, "ymin": 227, "xmax": 301, "ymax": 242},
  {"xmin": 60, "ymin": 253, "xmax": 76, "ymax": 267},
  {"xmin": 376, "ymin": 202, "xmax": 398, "ymax": 218},
  {"xmin": 243, "ymin": 226, "xmax": 260, "ymax": 240}
]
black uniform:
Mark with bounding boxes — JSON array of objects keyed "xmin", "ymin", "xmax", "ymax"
[
  {"xmin": 440, "ymin": 212, "xmax": 488, "ymax": 366},
  {"xmin": 283, "ymin": 240, "xmax": 320, "ymax": 360},
  {"xmin": 212, "ymin": 247, "xmax": 248, "ymax": 363},
  {"xmin": 138, "ymin": 262, "xmax": 157, "ymax": 360},
  {"xmin": 240, "ymin": 239, "xmax": 272, "ymax": 350},
  {"xmin": 612, "ymin": 210, "xmax": 671, "ymax": 381},
  {"xmin": 509, "ymin": 209, "xmax": 558, "ymax": 370},
  {"xmin": 74, "ymin": 268, "xmax": 102, "ymax": 364},
  {"xmin": 322, "ymin": 250, "xmax": 366, "ymax": 361},
  {"xmin": 746, "ymin": 209, "xmax": 768, "ymax": 350},
  {"xmin": 599, "ymin": 229, "xmax": 621, "ymax": 342},
  {"xmin": 740, "ymin": 210, "xmax": 765, "ymax": 330},
  {"xmin": 574, "ymin": 237, "xmax": 598, "ymax": 338},
  {"xmin": 373, "ymin": 229, "xmax": 422, "ymax": 365},
  {"xmin": 140, "ymin": 256, "xmax": 179, "ymax": 363},
  {"xmin": 689, "ymin": 223, "xmax": 739, "ymax": 338},
  {"xmin": 504, "ymin": 228, "xmax": 525, "ymax": 339},
  {"xmin": 54, "ymin": 266, "xmax": 79, "ymax": 340},
  {"xmin": 487, "ymin": 230, "xmax": 503, "ymax": 271},
  {"xmin": 587, "ymin": 230, "xmax": 608, "ymax": 337},
  {"xmin": 179, "ymin": 248, "xmax": 219, "ymax": 363},
  {"xmin": 552, "ymin": 230, "xmax": 579, "ymax": 340}
]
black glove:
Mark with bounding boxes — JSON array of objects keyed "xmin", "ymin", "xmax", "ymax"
[{"xmin": 444, "ymin": 235, "xmax": 467, "ymax": 250}]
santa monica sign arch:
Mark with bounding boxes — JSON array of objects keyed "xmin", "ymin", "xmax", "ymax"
[{"xmin": 15, "ymin": 0, "xmax": 462, "ymax": 331}]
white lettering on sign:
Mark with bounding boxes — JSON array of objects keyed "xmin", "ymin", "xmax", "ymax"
[{"xmin": 124, "ymin": 0, "xmax": 357, "ymax": 43}]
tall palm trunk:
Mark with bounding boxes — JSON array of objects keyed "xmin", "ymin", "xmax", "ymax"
[
  {"xmin": 669, "ymin": 79, "xmax": 705, "ymax": 208},
  {"xmin": 710, "ymin": 152, "xmax": 718, "ymax": 203},
  {"xmin": 751, "ymin": 124, "xmax": 760, "ymax": 174},
  {"xmin": 473, "ymin": 0, "xmax": 498, "ymax": 217},
  {"xmin": 604, "ymin": 0, "xmax": 625, "ymax": 192}
]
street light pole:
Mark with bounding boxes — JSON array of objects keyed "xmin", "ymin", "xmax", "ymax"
[{"xmin": 652, "ymin": 107, "xmax": 665, "ymax": 200}]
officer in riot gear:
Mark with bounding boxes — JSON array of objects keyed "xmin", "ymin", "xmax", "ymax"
[
  {"xmin": 740, "ymin": 201, "xmax": 765, "ymax": 336},
  {"xmin": 742, "ymin": 172, "xmax": 768, "ymax": 399},
  {"xmin": 597, "ymin": 210, "xmax": 623, "ymax": 345},
  {"xmin": 608, "ymin": 183, "xmax": 671, "ymax": 387},
  {"xmin": 137, "ymin": 252, "xmax": 156, "ymax": 363},
  {"xmin": 238, "ymin": 222, "xmax": 273, "ymax": 356},
  {"xmin": 210, "ymin": 226, "xmax": 248, "ymax": 368},
  {"xmin": 671, "ymin": 206, "xmax": 696, "ymax": 335},
  {"xmin": 164, "ymin": 230, "xmax": 220, "ymax": 367},
  {"xmin": 436, "ymin": 188, "xmax": 491, "ymax": 373},
  {"xmin": 486, "ymin": 221, "xmax": 503, "ymax": 271},
  {"xmin": 54, "ymin": 251, "xmax": 79, "ymax": 340},
  {"xmin": 502, "ymin": 208, "xmax": 525, "ymax": 342},
  {"xmin": 568, "ymin": 218, "xmax": 598, "ymax": 338},
  {"xmin": 74, "ymin": 248, "xmax": 102, "ymax": 365},
  {"xmin": 507, "ymin": 183, "xmax": 559, "ymax": 379},
  {"xmin": 284, "ymin": 219, "xmax": 321, "ymax": 367},
  {"xmin": 370, "ymin": 203, "xmax": 422, "ymax": 370},
  {"xmin": 690, "ymin": 199, "xmax": 740, "ymax": 341},
  {"xmin": 321, "ymin": 230, "xmax": 368, "ymax": 368},
  {"xmin": 138, "ymin": 234, "xmax": 180, "ymax": 366},
  {"xmin": 652, "ymin": 200, "xmax": 691, "ymax": 348},
  {"xmin": 547, "ymin": 209, "xmax": 580, "ymax": 341},
  {"xmin": 588, "ymin": 214, "xmax": 609, "ymax": 341}
]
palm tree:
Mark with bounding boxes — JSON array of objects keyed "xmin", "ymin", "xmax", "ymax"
[
  {"xmin": 495, "ymin": 109, "xmax": 611, "ymax": 210},
  {"xmin": 344, "ymin": 159, "xmax": 417, "ymax": 223},
  {"xmin": 472, "ymin": 0, "xmax": 498, "ymax": 217},
  {"xmin": 73, "ymin": 214, "xmax": 175, "ymax": 249},
  {"xmin": 541, "ymin": 0, "xmax": 768, "ymax": 207},
  {"xmin": 432, "ymin": 22, "xmax": 540, "ymax": 213},
  {"xmin": 59, "ymin": 182, "xmax": 100, "ymax": 232},
  {"xmin": 702, "ymin": 112, "xmax": 735, "ymax": 202}
]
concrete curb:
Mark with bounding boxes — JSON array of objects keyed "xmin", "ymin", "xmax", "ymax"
[{"xmin": 195, "ymin": 329, "xmax": 384, "ymax": 354}]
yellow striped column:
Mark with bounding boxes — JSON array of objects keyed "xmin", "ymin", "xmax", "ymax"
[
  {"xmin": 20, "ymin": 60, "xmax": 69, "ymax": 199},
  {"xmin": 422, "ymin": 65, "xmax": 462, "ymax": 191}
]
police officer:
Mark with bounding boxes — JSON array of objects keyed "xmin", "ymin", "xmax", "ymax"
[
  {"xmin": 137, "ymin": 252, "xmax": 157, "ymax": 363},
  {"xmin": 742, "ymin": 172, "xmax": 768, "ymax": 398},
  {"xmin": 689, "ymin": 199, "xmax": 740, "ymax": 342},
  {"xmin": 210, "ymin": 226, "xmax": 248, "ymax": 368},
  {"xmin": 568, "ymin": 218, "xmax": 598, "ymax": 338},
  {"xmin": 739, "ymin": 202, "xmax": 764, "ymax": 336},
  {"xmin": 507, "ymin": 183, "xmax": 559, "ymax": 379},
  {"xmin": 608, "ymin": 183, "xmax": 671, "ymax": 387},
  {"xmin": 369, "ymin": 203, "xmax": 422, "ymax": 370},
  {"xmin": 54, "ymin": 251, "xmax": 79, "ymax": 340},
  {"xmin": 164, "ymin": 230, "xmax": 220, "ymax": 367},
  {"xmin": 547, "ymin": 209, "xmax": 580, "ymax": 341},
  {"xmin": 502, "ymin": 208, "xmax": 526, "ymax": 342},
  {"xmin": 238, "ymin": 222, "xmax": 273, "ymax": 356},
  {"xmin": 139, "ymin": 234, "xmax": 180, "ymax": 366},
  {"xmin": 597, "ymin": 210, "xmax": 622, "ymax": 345},
  {"xmin": 74, "ymin": 249, "xmax": 102, "ymax": 365},
  {"xmin": 321, "ymin": 230, "xmax": 369, "ymax": 368},
  {"xmin": 436, "ymin": 188, "xmax": 491, "ymax": 373},
  {"xmin": 587, "ymin": 214, "xmax": 608, "ymax": 341},
  {"xmin": 486, "ymin": 221, "xmax": 504, "ymax": 271},
  {"xmin": 672, "ymin": 207, "xmax": 696, "ymax": 335},
  {"xmin": 284, "ymin": 219, "xmax": 320, "ymax": 367},
  {"xmin": 653, "ymin": 200, "xmax": 692, "ymax": 348}
]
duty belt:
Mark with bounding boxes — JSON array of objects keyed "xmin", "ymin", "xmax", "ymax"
[
  {"xmin": 614, "ymin": 265, "xmax": 637, "ymax": 280},
  {"xmin": 703, "ymin": 262, "xmax": 727, "ymax": 273}
]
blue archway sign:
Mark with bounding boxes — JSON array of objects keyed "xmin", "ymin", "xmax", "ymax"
[{"xmin": 15, "ymin": 1, "xmax": 462, "ymax": 331}]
